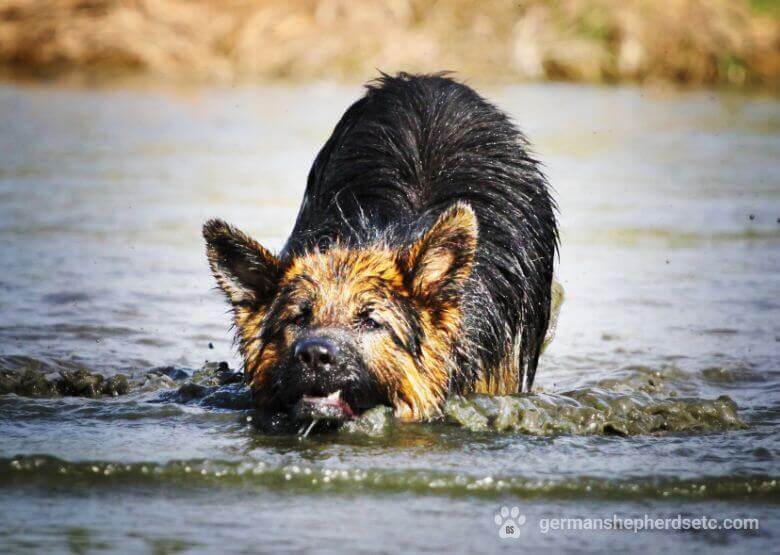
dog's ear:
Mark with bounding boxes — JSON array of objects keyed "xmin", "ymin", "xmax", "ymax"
[
  {"xmin": 399, "ymin": 203, "xmax": 478, "ymax": 304},
  {"xmin": 203, "ymin": 219, "xmax": 283, "ymax": 306}
]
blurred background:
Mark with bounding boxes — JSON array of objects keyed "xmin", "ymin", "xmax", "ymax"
[
  {"xmin": 1, "ymin": 2, "xmax": 779, "ymax": 553},
  {"xmin": 0, "ymin": 0, "xmax": 778, "ymax": 89}
]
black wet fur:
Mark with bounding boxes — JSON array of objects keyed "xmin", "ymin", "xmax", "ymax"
[{"xmin": 282, "ymin": 72, "xmax": 558, "ymax": 392}]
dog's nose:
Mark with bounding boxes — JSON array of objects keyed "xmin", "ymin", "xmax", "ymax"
[{"xmin": 295, "ymin": 338, "xmax": 339, "ymax": 370}]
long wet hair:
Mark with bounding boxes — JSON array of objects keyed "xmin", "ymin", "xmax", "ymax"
[{"xmin": 282, "ymin": 72, "xmax": 558, "ymax": 393}]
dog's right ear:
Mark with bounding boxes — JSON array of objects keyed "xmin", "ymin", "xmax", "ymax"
[{"xmin": 202, "ymin": 219, "xmax": 283, "ymax": 306}]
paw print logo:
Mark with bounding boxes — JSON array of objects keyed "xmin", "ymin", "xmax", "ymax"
[{"xmin": 494, "ymin": 506, "xmax": 525, "ymax": 539}]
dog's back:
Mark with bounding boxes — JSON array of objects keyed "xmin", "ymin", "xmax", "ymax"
[{"xmin": 283, "ymin": 73, "xmax": 558, "ymax": 394}]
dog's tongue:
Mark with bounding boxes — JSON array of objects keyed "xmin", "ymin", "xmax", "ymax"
[{"xmin": 293, "ymin": 390, "xmax": 355, "ymax": 422}]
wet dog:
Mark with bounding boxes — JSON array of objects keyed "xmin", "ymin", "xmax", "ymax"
[{"xmin": 204, "ymin": 73, "xmax": 558, "ymax": 423}]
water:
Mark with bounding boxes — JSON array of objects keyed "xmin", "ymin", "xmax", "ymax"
[{"xmin": 0, "ymin": 82, "xmax": 778, "ymax": 553}]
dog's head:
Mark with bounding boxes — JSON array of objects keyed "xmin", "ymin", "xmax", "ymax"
[{"xmin": 203, "ymin": 203, "xmax": 477, "ymax": 421}]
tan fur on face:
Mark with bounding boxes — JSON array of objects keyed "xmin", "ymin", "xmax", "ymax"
[
  {"xmin": 208, "ymin": 204, "xmax": 478, "ymax": 420},
  {"xmin": 237, "ymin": 245, "xmax": 459, "ymax": 419}
]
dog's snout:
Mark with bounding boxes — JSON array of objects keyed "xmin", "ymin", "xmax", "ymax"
[{"xmin": 295, "ymin": 338, "xmax": 339, "ymax": 370}]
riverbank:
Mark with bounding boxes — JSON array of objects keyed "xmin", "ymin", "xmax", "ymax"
[{"xmin": 0, "ymin": 0, "xmax": 778, "ymax": 90}]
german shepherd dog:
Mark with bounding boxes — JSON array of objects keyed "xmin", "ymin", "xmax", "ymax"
[{"xmin": 204, "ymin": 73, "xmax": 558, "ymax": 423}]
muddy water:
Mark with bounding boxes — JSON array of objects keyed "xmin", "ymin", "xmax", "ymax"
[{"xmin": 0, "ymin": 83, "xmax": 778, "ymax": 553}]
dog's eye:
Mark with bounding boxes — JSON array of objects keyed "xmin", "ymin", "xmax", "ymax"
[
  {"xmin": 358, "ymin": 312, "xmax": 383, "ymax": 331},
  {"xmin": 291, "ymin": 306, "xmax": 311, "ymax": 328},
  {"xmin": 316, "ymin": 235, "xmax": 333, "ymax": 253}
]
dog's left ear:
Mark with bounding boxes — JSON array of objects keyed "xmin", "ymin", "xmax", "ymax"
[
  {"xmin": 203, "ymin": 219, "xmax": 283, "ymax": 306},
  {"xmin": 399, "ymin": 202, "xmax": 478, "ymax": 303}
]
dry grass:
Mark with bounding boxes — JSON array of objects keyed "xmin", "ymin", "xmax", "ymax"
[{"xmin": 0, "ymin": 0, "xmax": 777, "ymax": 88}]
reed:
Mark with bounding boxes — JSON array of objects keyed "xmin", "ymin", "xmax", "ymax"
[{"xmin": 0, "ymin": 0, "xmax": 777, "ymax": 88}]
